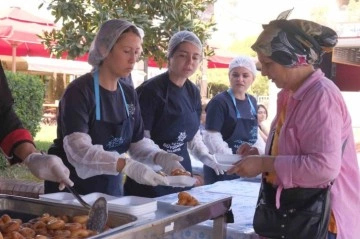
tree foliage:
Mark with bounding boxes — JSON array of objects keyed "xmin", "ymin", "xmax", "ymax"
[
  {"xmin": 228, "ymin": 35, "xmax": 258, "ymax": 57},
  {"xmin": 311, "ymin": 0, "xmax": 360, "ymax": 23},
  {"xmin": 40, "ymin": 0, "xmax": 217, "ymax": 65}
]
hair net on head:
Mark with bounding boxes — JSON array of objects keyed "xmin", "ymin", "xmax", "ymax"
[
  {"xmin": 136, "ymin": 27, "xmax": 145, "ymax": 39},
  {"xmin": 88, "ymin": 19, "xmax": 141, "ymax": 67},
  {"xmin": 167, "ymin": 30, "xmax": 202, "ymax": 58},
  {"xmin": 228, "ymin": 56, "xmax": 257, "ymax": 76}
]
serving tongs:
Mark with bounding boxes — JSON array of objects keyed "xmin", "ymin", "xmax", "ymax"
[{"xmin": 66, "ymin": 185, "xmax": 108, "ymax": 233}]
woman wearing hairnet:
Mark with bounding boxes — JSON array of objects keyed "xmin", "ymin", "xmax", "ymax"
[
  {"xmin": 228, "ymin": 18, "xmax": 360, "ymax": 239},
  {"xmin": 124, "ymin": 31, "xmax": 223, "ymax": 197},
  {"xmin": 44, "ymin": 19, "xmax": 184, "ymax": 196},
  {"xmin": 202, "ymin": 55, "xmax": 264, "ymax": 185}
]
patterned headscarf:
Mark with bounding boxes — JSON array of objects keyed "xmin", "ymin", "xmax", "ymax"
[{"xmin": 251, "ymin": 19, "xmax": 338, "ymax": 67}]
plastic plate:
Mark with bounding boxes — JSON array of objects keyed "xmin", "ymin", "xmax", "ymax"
[
  {"xmin": 214, "ymin": 154, "xmax": 243, "ymax": 165},
  {"xmin": 166, "ymin": 176, "xmax": 197, "ymax": 187},
  {"xmin": 170, "ymin": 201, "xmax": 200, "ymax": 211}
]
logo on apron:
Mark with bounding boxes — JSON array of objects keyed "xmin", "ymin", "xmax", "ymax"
[
  {"xmin": 104, "ymin": 136, "xmax": 125, "ymax": 150},
  {"xmin": 127, "ymin": 103, "xmax": 135, "ymax": 116},
  {"xmin": 162, "ymin": 131, "xmax": 187, "ymax": 153}
]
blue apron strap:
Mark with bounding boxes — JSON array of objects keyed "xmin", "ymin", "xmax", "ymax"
[
  {"xmin": 227, "ymin": 89, "xmax": 241, "ymax": 119},
  {"xmin": 118, "ymin": 81, "xmax": 129, "ymax": 117},
  {"xmin": 93, "ymin": 71, "xmax": 129, "ymax": 120},
  {"xmin": 93, "ymin": 71, "xmax": 101, "ymax": 120},
  {"xmin": 227, "ymin": 89, "xmax": 257, "ymax": 119},
  {"xmin": 247, "ymin": 95, "xmax": 257, "ymax": 117}
]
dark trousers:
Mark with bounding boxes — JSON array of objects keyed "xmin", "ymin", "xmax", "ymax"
[{"xmin": 328, "ymin": 232, "xmax": 336, "ymax": 239}]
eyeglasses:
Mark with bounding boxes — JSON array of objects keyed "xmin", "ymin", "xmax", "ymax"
[{"xmin": 257, "ymin": 111, "xmax": 266, "ymax": 114}]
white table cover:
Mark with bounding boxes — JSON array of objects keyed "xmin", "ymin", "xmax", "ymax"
[{"xmin": 158, "ymin": 178, "xmax": 261, "ymax": 239}]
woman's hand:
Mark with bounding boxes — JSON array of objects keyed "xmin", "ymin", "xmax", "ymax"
[
  {"xmin": 227, "ymin": 155, "xmax": 275, "ymax": 178},
  {"xmin": 236, "ymin": 143, "xmax": 259, "ymax": 156}
]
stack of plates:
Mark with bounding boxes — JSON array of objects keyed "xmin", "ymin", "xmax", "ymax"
[
  {"xmin": 108, "ymin": 196, "xmax": 157, "ymax": 216},
  {"xmin": 71, "ymin": 192, "xmax": 118, "ymax": 205},
  {"xmin": 40, "ymin": 193, "xmax": 158, "ymax": 217},
  {"xmin": 39, "ymin": 192, "xmax": 76, "ymax": 204}
]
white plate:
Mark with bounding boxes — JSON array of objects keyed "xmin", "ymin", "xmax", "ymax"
[
  {"xmin": 72, "ymin": 192, "xmax": 118, "ymax": 206},
  {"xmin": 215, "ymin": 154, "xmax": 242, "ymax": 165},
  {"xmin": 217, "ymin": 163, "xmax": 234, "ymax": 171},
  {"xmin": 166, "ymin": 176, "xmax": 197, "ymax": 187},
  {"xmin": 108, "ymin": 196, "xmax": 157, "ymax": 216},
  {"xmin": 170, "ymin": 201, "xmax": 200, "ymax": 211},
  {"xmin": 39, "ymin": 192, "xmax": 75, "ymax": 204}
]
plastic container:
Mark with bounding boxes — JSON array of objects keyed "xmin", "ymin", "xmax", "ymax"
[
  {"xmin": 71, "ymin": 192, "xmax": 118, "ymax": 206},
  {"xmin": 108, "ymin": 196, "xmax": 157, "ymax": 216},
  {"xmin": 39, "ymin": 192, "xmax": 75, "ymax": 204},
  {"xmin": 166, "ymin": 176, "xmax": 197, "ymax": 187}
]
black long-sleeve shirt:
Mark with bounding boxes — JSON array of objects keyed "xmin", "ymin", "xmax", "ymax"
[{"xmin": 0, "ymin": 62, "xmax": 33, "ymax": 162}]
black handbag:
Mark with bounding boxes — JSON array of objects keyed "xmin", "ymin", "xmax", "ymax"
[{"xmin": 253, "ymin": 179, "xmax": 332, "ymax": 239}]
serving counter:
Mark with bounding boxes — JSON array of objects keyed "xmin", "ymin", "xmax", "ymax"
[
  {"xmin": 163, "ymin": 178, "xmax": 261, "ymax": 239},
  {"xmin": 0, "ymin": 191, "xmax": 232, "ymax": 239}
]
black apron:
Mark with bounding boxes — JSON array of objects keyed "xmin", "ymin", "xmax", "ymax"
[
  {"xmin": 204, "ymin": 89, "xmax": 258, "ymax": 184},
  {"xmin": 124, "ymin": 80, "xmax": 199, "ymax": 198},
  {"xmin": 45, "ymin": 71, "xmax": 132, "ymax": 196}
]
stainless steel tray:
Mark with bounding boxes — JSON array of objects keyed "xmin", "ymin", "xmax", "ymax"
[{"xmin": 0, "ymin": 194, "xmax": 137, "ymax": 238}]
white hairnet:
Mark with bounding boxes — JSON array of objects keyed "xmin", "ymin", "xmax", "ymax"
[
  {"xmin": 228, "ymin": 56, "xmax": 257, "ymax": 77},
  {"xmin": 167, "ymin": 30, "xmax": 202, "ymax": 58},
  {"xmin": 88, "ymin": 19, "xmax": 141, "ymax": 67}
]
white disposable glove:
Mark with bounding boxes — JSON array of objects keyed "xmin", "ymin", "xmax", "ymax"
[
  {"xmin": 202, "ymin": 130, "xmax": 232, "ymax": 154},
  {"xmin": 154, "ymin": 151, "xmax": 185, "ymax": 175},
  {"xmin": 122, "ymin": 158, "xmax": 169, "ymax": 186},
  {"xmin": 24, "ymin": 153, "xmax": 74, "ymax": 190},
  {"xmin": 199, "ymin": 154, "xmax": 224, "ymax": 175},
  {"xmin": 188, "ymin": 130, "xmax": 225, "ymax": 175}
]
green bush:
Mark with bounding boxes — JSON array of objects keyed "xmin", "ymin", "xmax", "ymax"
[
  {"xmin": 207, "ymin": 82, "xmax": 229, "ymax": 98},
  {"xmin": 0, "ymin": 71, "xmax": 45, "ymax": 171},
  {"xmin": 5, "ymin": 71, "xmax": 45, "ymax": 137}
]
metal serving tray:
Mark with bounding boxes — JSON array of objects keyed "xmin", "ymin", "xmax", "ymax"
[{"xmin": 0, "ymin": 194, "xmax": 137, "ymax": 238}]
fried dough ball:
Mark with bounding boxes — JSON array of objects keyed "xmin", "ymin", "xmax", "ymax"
[
  {"xmin": 171, "ymin": 169, "xmax": 191, "ymax": 176},
  {"xmin": 18, "ymin": 227, "xmax": 35, "ymax": 238},
  {"xmin": 72, "ymin": 215, "xmax": 89, "ymax": 224},
  {"xmin": 34, "ymin": 235, "xmax": 49, "ymax": 239},
  {"xmin": 0, "ymin": 213, "xmax": 101, "ymax": 239},
  {"xmin": 9, "ymin": 231, "xmax": 25, "ymax": 239},
  {"xmin": 64, "ymin": 222, "xmax": 83, "ymax": 232},
  {"xmin": 70, "ymin": 228, "xmax": 90, "ymax": 238},
  {"xmin": 177, "ymin": 191, "xmax": 200, "ymax": 206},
  {"xmin": 46, "ymin": 219, "xmax": 65, "ymax": 230},
  {"xmin": 0, "ymin": 215, "xmax": 12, "ymax": 224},
  {"xmin": 1, "ymin": 220, "xmax": 20, "ymax": 234}
]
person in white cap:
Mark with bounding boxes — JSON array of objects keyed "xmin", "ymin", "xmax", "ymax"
[
  {"xmin": 202, "ymin": 55, "xmax": 264, "ymax": 184},
  {"xmin": 125, "ymin": 30, "xmax": 224, "ymax": 197},
  {"xmin": 44, "ymin": 19, "xmax": 184, "ymax": 196}
]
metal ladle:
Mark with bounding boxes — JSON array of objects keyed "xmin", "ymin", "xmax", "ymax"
[{"xmin": 66, "ymin": 185, "xmax": 108, "ymax": 233}]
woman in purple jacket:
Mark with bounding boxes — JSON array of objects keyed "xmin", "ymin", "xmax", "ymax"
[{"xmin": 228, "ymin": 18, "xmax": 360, "ymax": 239}]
